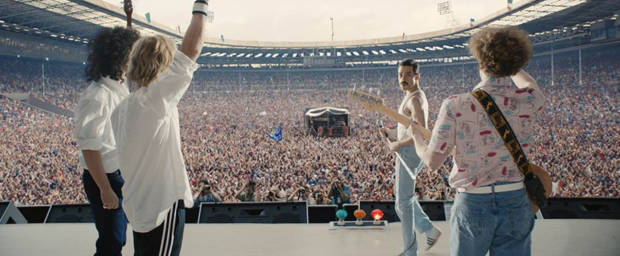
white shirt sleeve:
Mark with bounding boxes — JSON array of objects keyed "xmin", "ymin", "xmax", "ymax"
[
  {"xmin": 512, "ymin": 70, "xmax": 546, "ymax": 118},
  {"xmin": 150, "ymin": 50, "xmax": 199, "ymax": 106},
  {"xmin": 73, "ymin": 98, "xmax": 107, "ymax": 151}
]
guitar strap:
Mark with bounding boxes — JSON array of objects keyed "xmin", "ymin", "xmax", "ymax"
[
  {"xmin": 470, "ymin": 89, "xmax": 547, "ymax": 208},
  {"xmin": 470, "ymin": 89, "xmax": 530, "ymax": 174}
]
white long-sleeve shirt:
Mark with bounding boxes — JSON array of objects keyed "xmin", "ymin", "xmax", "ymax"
[
  {"xmin": 111, "ymin": 51, "xmax": 198, "ymax": 232},
  {"xmin": 73, "ymin": 76, "xmax": 129, "ymax": 173}
]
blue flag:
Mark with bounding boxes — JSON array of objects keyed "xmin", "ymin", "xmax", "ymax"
[
  {"xmin": 441, "ymin": 175, "xmax": 450, "ymax": 187},
  {"xmin": 267, "ymin": 126, "xmax": 282, "ymax": 142}
]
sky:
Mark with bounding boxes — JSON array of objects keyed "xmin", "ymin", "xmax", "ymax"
[{"xmin": 106, "ymin": 0, "xmax": 523, "ymax": 42}]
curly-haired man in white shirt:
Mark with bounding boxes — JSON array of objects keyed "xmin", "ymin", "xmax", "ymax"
[{"xmin": 74, "ymin": 26, "xmax": 139, "ymax": 255}]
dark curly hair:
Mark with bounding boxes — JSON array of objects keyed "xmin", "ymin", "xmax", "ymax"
[
  {"xmin": 468, "ymin": 26, "xmax": 532, "ymax": 77},
  {"xmin": 85, "ymin": 26, "xmax": 140, "ymax": 82}
]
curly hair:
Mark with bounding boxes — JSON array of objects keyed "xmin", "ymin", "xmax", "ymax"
[
  {"xmin": 85, "ymin": 26, "xmax": 140, "ymax": 82},
  {"xmin": 468, "ymin": 26, "xmax": 532, "ymax": 77}
]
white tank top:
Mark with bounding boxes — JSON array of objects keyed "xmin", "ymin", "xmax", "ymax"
[{"xmin": 397, "ymin": 88, "xmax": 429, "ymax": 141}]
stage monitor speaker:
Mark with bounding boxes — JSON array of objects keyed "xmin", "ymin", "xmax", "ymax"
[
  {"xmin": 541, "ymin": 198, "xmax": 620, "ymax": 219},
  {"xmin": 308, "ymin": 205, "xmax": 338, "ymax": 223},
  {"xmin": 420, "ymin": 201, "xmax": 447, "ymax": 221},
  {"xmin": 18, "ymin": 205, "xmax": 50, "ymax": 223},
  {"xmin": 45, "ymin": 204, "xmax": 93, "ymax": 223},
  {"xmin": 199, "ymin": 202, "xmax": 307, "ymax": 223},
  {"xmin": 0, "ymin": 201, "xmax": 6, "ymax": 214},
  {"xmin": 1, "ymin": 201, "xmax": 27, "ymax": 224},
  {"xmin": 186, "ymin": 206, "xmax": 200, "ymax": 224}
]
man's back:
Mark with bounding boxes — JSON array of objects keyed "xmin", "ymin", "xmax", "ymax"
[{"xmin": 434, "ymin": 78, "xmax": 545, "ymax": 190}]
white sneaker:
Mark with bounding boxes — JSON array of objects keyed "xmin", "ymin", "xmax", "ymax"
[{"xmin": 424, "ymin": 227, "xmax": 442, "ymax": 251}]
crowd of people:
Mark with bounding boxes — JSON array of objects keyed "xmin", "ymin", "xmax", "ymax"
[{"xmin": 0, "ymin": 45, "xmax": 618, "ymax": 206}]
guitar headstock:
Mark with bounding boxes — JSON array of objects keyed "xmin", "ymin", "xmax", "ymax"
[
  {"xmin": 348, "ymin": 88, "xmax": 385, "ymax": 112},
  {"xmin": 123, "ymin": 0, "xmax": 133, "ymax": 27}
]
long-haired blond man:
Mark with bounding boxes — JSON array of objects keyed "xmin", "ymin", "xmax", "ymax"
[{"xmin": 111, "ymin": 1, "xmax": 210, "ymax": 255}]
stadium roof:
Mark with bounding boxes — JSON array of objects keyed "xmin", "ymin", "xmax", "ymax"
[
  {"xmin": 196, "ymin": 0, "xmax": 619, "ymax": 65},
  {"xmin": 203, "ymin": 0, "xmax": 612, "ymax": 49},
  {"xmin": 0, "ymin": 0, "xmax": 618, "ymax": 65},
  {"xmin": 2, "ymin": 0, "xmax": 617, "ymax": 48},
  {"xmin": 0, "ymin": 0, "xmax": 181, "ymax": 44}
]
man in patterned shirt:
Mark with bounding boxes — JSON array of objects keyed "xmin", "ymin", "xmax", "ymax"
[{"xmin": 408, "ymin": 26, "xmax": 545, "ymax": 256}]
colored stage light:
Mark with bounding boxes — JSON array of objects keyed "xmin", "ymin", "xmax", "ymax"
[
  {"xmin": 371, "ymin": 209, "xmax": 384, "ymax": 221},
  {"xmin": 336, "ymin": 209, "xmax": 348, "ymax": 220},
  {"xmin": 354, "ymin": 209, "xmax": 366, "ymax": 225},
  {"xmin": 354, "ymin": 209, "xmax": 366, "ymax": 219},
  {"xmin": 336, "ymin": 209, "xmax": 348, "ymax": 225}
]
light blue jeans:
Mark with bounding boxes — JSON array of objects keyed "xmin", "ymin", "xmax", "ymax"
[
  {"xmin": 450, "ymin": 186, "xmax": 534, "ymax": 256},
  {"xmin": 395, "ymin": 145, "xmax": 434, "ymax": 256}
]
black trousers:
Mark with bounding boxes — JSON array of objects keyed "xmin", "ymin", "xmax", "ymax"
[
  {"xmin": 133, "ymin": 200, "xmax": 186, "ymax": 256},
  {"xmin": 82, "ymin": 169, "xmax": 128, "ymax": 256}
]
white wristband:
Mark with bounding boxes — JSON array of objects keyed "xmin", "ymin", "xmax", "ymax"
[{"xmin": 193, "ymin": 1, "xmax": 209, "ymax": 16}]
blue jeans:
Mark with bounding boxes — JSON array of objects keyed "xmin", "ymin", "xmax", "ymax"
[
  {"xmin": 450, "ymin": 187, "xmax": 534, "ymax": 256},
  {"xmin": 82, "ymin": 170, "xmax": 128, "ymax": 256},
  {"xmin": 395, "ymin": 145, "xmax": 434, "ymax": 256}
]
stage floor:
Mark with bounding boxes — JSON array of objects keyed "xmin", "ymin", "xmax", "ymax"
[{"xmin": 1, "ymin": 220, "xmax": 619, "ymax": 255}]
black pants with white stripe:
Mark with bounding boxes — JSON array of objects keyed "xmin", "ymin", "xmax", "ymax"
[{"xmin": 133, "ymin": 200, "xmax": 186, "ymax": 256}]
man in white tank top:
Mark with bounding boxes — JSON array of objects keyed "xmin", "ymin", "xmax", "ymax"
[{"xmin": 380, "ymin": 59, "xmax": 442, "ymax": 255}]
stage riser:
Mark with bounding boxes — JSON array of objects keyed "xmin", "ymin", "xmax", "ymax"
[{"xmin": 3, "ymin": 199, "xmax": 619, "ymax": 224}]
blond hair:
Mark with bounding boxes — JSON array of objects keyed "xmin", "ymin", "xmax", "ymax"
[{"xmin": 127, "ymin": 35, "xmax": 175, "ymax": 88}]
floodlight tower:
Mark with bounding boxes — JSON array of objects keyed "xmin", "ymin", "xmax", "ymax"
[{"xmin": 437, "ymin": 0, "xmax": 459, "ymax": 28}]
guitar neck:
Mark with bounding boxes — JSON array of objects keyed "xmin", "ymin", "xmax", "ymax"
[
  {"xmin": 376, "ymin": 105, "xmax": 432, "ymax": 140},
  {"xmin": 377, "ymin": 105, "xmax": 410, "ymax": 127},
  {"xmin": 124, "ymin": 0, "xmax": 133, "ymax": 27}
]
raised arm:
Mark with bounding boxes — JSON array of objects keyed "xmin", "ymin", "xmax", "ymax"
[
  {"xmin": 511, "ymin": 70, "xmax": 540, "ymax": 91},
  {"xmin": 409, "ymin": 98, "xmax": 455, "ymax": 171},
  {"xmin": 181, "ymin": 0, "xmax": 209, "ymax": 61},
  {"xmin": 235, "ymin": 182, "xmax": 247, "ymax": 199}
]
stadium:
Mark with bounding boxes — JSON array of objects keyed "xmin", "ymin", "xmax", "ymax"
[{"xmin": 0, "ymin": 0, "xmax": 619, "ymax": 255}]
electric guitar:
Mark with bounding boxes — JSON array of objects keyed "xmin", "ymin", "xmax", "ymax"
[{"xmin": 347, "ymin": 88, "xmax": 431, "ymax": 140}]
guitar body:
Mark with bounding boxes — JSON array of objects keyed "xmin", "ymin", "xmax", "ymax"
[{"xmin": 529, "ymin": 164, "xmax": 552, "ymax": 212}]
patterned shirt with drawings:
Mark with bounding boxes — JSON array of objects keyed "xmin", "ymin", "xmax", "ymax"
[{"xmin": 427, "ymin": 77, "xmax": 545, "ymax": 190}]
